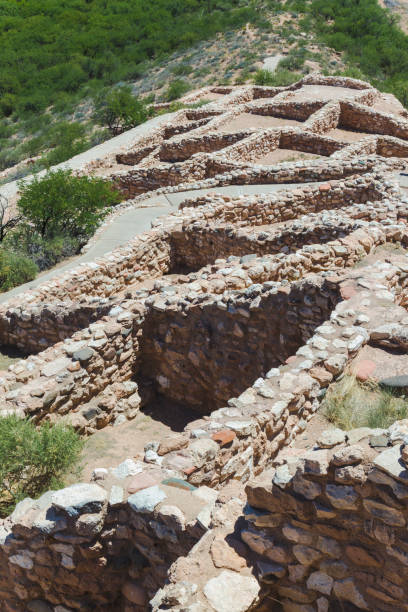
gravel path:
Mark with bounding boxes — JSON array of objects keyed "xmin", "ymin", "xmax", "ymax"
[{"xmin": 262, "ymin": 54, "xmax": 284, "ymax": 72}]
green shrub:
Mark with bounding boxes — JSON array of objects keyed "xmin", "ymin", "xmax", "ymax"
[
  {"xmin": 279, "ymin": 48, "xmax": 307, "ymax": 71},
  {"xmin": 0, "ymin": 248, "xmax": 38, "ymax": 292},
  {"xmin": 163, "ymin": 79, "xmax": 190, "ymax": 102},
  {"xmin": 172, "ymin": 64, "xmax": 193, "ymax": 76},
  {"xmin": 253, "ymin": 68, "xmax": 300, "ymax": 87},
  {"xmin": 42, "ymin": 121, "xmax": 90, "ymax": 167},
  {"xmin": 0, "ymin": 415, "xmax": 82, "ymax": 516},
  {"xmin": 93, "ymin": 85, "xmax": 155, "ymax": 134},
  {"xmin": 18, "ymin": 169, "xmax": 120, "ymax": 241},
  {"xmin": 6, "ymin": 229, "xmax": 82, "ymax": 272}
]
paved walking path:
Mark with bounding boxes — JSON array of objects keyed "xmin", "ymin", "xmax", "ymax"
[{"xmin": 0, "ymin": 182, "xmax": 321, "ymax": 303}]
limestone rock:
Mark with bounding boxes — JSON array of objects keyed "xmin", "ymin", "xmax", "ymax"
[
  {"xmin": 189, "ymin": 438, "xmax": 219, "ymax": 468},
  {"xmin": 333, "ymin": 578, "xmax": 368, "ymax": 609},
  {"xmin": 306, "ymin": 571, "xmax": 333, "ymax": 596},
  {"xmin": 331, "ymin": 445, "xmax": 363, "ymax": 466},
  {"xmin": 374, "ymin": 445, "xmax": 408, "ymax": 484},
  {"xmin": 325, "ymin": 484, "xmax": 359, "ymax": 510},
  {"xmin": 51, "ymin": 483, "xmax": 107, "ymax": 517},
  {"xmin": 127, "ymin": 485, "xmax": 167, "ymax": 513},
  {"xmin": 203, "ymin": 570, "xmax": 260, "ymax": 612},
  {"xmin": 210, "ymin": 536, "xmax": 246, "ymax": 571},
  {"xmin": 317, "ymin": 428, "xmax": 346, "ymax": 448}
]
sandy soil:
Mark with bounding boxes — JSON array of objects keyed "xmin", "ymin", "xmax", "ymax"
[
  {"xmin": 255, "ymin": 149, "xmax": 322, "ymax": 164},
  {"xmin": 201, "ymin": 92, "xmax": 226, "ymax": 102},
  {"xmin": 326, "ymin": 127, "xmax": 375, "ymax": 143},
  {"xmin": 282, "ymin": 85, "xmax": 361, "ymax": 102},
  {"xmin": 77, "ymin": 395, "xmax": 200, "ymax": 482},
  {"xmin": 219, "ymin": 112, "xmax": 303, "ymax": 132},
  {"xmin": 371, "ymin": 93, "xmax": 406, "ymax": 116}
]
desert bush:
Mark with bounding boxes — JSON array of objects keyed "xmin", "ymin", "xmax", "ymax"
[
  {"xmin": 6, "ymin": 228, "xmax": 82, "ymax": 272},
  {"xmin": 0, "ymin": 415, "xmax": 82, "ymax": 516},
  {"xmin": 0, "ymin": 248, "xmax": 38, "ymax": 291},
  {"xmin": 42, "ymin": 121, "xmax": 90, "ymax": 166},
  {"xmin": 163, "ymin": 79, "xmax": 190, "ymax": 102},
  {"xmin": 279, "ymin": 48, "xmax": 307, "ymax": 71},
  {"xmin": 18, "ymin": 169, "xmax": 120, "ymax": 241},
  {"xmin": 172, "ymin": 64, "xmax": 193, "ymax": 76},
  {"xmin": 93, "ymin": 86, "xmax": 155, "ymax": 135},
  {"xmin": 254, "ymin": 68, "xmax": 300, "ymax": 87}
]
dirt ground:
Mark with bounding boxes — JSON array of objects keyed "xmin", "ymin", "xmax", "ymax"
[
  {"xmin": 219, "ymin": 112, "xmax": 303, "ymax": 132},
  {"xmin": 76, "ymin": 396, "xmax": 199, "ymax": 482},
  {"xmin": 255, "ymin": 148, "xmax": 322, "ymax": 164},
  {"xmin": 282, "ymin": 84, "xmax": 362, "ymax": 103},
  {"xmin": 326, "ymin": 127, "xmax": 375, "ymax": 143}
]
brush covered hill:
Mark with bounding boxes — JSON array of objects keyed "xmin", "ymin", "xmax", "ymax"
[{"xmin": 1, "ymin": 0, "xmax": 408, "ymax": 181}]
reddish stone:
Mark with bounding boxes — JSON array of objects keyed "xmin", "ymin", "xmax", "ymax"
[
  {"xmin": 211, "ymin": 430, "xmax": 236, "ymax": 447},
  {"xmin": 68, "ymin": 361, "xmax": 81, "ymax": 372},
  {"xmin": 127, "ymin": 472, "xmax": 158, "ymax": 494},
  {"xmin": 183, "ymin": 466, "xmax": 197, "ymax": 475},
  {"xmin": 319, "ymin": 183, "xmax": 331, "ymax": 192},
  {"xmin": 340, "ymin": 284, "xmax": 357, "ymax": 300},
  {"xmin": 353, "ymin": 359, "xmax": 376, "ymax": 382},
  {"xmin": 310, "ymin": 366, "xmax": 333, "ymax": 387}
]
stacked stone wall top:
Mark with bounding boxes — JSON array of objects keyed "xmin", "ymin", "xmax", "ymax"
[{"xmin": 340, "ymin": 100, "xmax": 408, "ymax": 139}]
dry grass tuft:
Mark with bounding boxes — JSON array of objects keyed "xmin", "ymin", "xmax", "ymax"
[{"xmin": 321, "ymin": 374, "xmax": 408, "ymax": 430}]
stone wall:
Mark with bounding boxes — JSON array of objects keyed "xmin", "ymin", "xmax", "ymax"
[
  {"xmin": 303, "ymin": 102, "xmax": 341, "ymax": 134},
  {"xmin": 249, "ymin": 100, "xmax": 325, "ymax": 121},
  {"xmin": 158, "ymin": 131, "xmax": 252, "ymax": 162},
  {"xmin": 143, "ymin": 257, "xmax": 408, "ymax": 611},
  {"xmin": 245, "ymin": 434, "xmax": 408, "ymax": 612},
  {"xmin": 340, "ymin": 100, "xmax": 408, "ymax": 139},
  {"xmin": 141, "ymin": 275, "xmax": 340, "ymax": 414},
  {"xmin": 0, "ymin": 476, "xmax": 215, "ymax": 610},
  {"xmin": 220, "ymin": 129, "xmax": 281, "ymax": 162},
  {"xmin": 279, "ymin": 129, "xmax": 343, "ymax": 156}
]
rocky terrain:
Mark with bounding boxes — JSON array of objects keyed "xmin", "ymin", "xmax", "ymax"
[{"xmin": 2, "ymin": 74, "xmax": 408, "ymax": 611}]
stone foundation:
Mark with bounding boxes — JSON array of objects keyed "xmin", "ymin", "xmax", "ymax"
[{"xmin": 1, "ymin": 74, "xmax": 408, "ymax": 611}]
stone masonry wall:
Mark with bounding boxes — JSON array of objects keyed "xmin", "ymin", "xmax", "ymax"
[
  {"xmin": 340, "ymin": 100, "xmax": 408, "ymax": 139},
  {"xmin": 141, "ymin": 276, "xmax": 340, "ymax": 414},
  {"xmin": 158, "ymin": 131, "xmax": 252, "ymax": 162},
  {"xmin": 245, "ymin": 436, "xmax": 408, "ymax": 612},
  {"xmin": 303, "ymin": 102, "xmax": 341, "ymax": 134}
]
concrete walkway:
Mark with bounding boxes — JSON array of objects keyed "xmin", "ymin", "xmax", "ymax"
[
  {"xmin": 3, "ymin": 169, "xmax": 405, "ymax": 303},
  {"xmin": 0, "ymin": 182, "xmax": 321, "ymax": 303}
]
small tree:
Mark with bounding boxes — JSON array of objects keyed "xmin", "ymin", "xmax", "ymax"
[
  {"xmin": 0, "ymin": 194, "xmax": 21, "ymax": 242},
  {"xmin": 94, "ymin": 85, "xmax": 155, "ymax": 135},
  {"xmin": 163, "ymin": 79, "xmax": 190, "ymax": 102},
  {"xmin": 17, "ymin": 169, "xmax": 120, "ymax": 240},
  {"xmin": 0, "ymin": 415, "xmax": 82, "ymax": 516}
]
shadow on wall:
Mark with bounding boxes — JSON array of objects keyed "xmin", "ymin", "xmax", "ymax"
[{"xmin": 139, "ymin": 276, "xmax": 341, "ymax": 415}]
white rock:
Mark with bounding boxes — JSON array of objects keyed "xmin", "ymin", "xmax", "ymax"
[{"xmin": 203, "ymin": 570, "xmax": 260, "ymax": 612}]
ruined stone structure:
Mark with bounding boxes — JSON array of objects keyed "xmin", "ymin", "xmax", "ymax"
[{"xmin": 1, "ymin": 74, "xmax": 408, "ymax": 611}]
